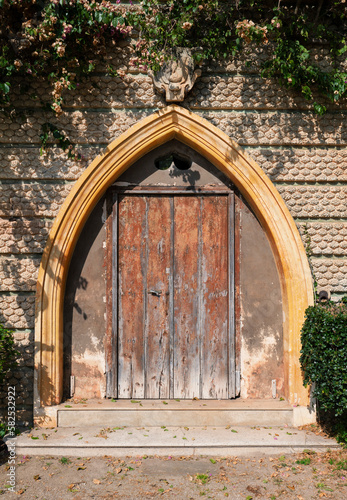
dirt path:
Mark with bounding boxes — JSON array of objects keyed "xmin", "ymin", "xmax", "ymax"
[{"xmin": 1, "ymin": 448, "xmax": 347, "ymax": 499}]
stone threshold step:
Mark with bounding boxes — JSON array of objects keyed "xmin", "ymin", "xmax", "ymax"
[
  {"xmin": 57, "ymin": 399, "xmax": 294, "ymax": 427},
  {"xmin": 11, "ymin": 426, "xmax": 339, "ymax": 457},
  {"xmin": 58, "ymin": 408, "xmax": 294, "ymax": 427},
  {"xmin": 58, "ymin": 398, "xmax": 293, "ymax": 410}
]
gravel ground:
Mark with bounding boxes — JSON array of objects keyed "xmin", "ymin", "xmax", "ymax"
[{"xmin": 1, "ymin": 448, "xmax": 347, "ymax": 499}]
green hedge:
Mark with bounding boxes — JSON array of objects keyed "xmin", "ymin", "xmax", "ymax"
[
  {"xmin": 300, "ymin": 298, "xmax": 347, "ymax": 417},
  {"xmin": 0, "ymin": 324, "xmax": 19, "ymax": 385}
]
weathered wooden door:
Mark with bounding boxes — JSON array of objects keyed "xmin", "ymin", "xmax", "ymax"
[{"xmin": 107, "ymin": 189, "xmax": 235, "ymax": 399}]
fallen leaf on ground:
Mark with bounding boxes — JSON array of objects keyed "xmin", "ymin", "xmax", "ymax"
[
  {"xmin": 93, "ymin": 479, "xmax": 101, "ymax": 484},
  {"xmin": 246, "ymin": 485, "xmax": 262, "ymax": 496}
]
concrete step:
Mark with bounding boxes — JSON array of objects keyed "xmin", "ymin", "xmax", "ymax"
[
  {"xmin": 57, "ymin": 399, "xmax": 294, "ymax": 428},
  {"xmin": 12, "ymin": 426, "xmax": 340, "ymax": 457}
]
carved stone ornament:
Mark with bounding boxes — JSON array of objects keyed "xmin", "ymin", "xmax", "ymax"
[{"xmin": 148, "ymin": 48, "xmax": 201, "ymax": 102}]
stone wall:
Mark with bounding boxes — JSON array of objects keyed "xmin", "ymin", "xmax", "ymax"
[{"xmin": 0, "ymin": 43, "xmax": 346, "ymax": 425}]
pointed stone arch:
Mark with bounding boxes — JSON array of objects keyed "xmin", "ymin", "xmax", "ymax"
[{"xmin": 35, "ymin": 104, "xmax": 313, "ymax": 416}]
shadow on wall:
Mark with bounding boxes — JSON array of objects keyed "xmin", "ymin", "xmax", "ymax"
[
  {"xmin": 2, "ymin": 74, "xmax": 346, "ymax": 153},
  {"xmin": 0, "ymin": 188, "xmax": 106, "ymax": 410},
  {"xmin": 0, "ymin": 176, "xmax": 72, "ymax": 332},
  {"xmin": 63, "ymin": 198, "xmax": 106, "ymax": 400}
]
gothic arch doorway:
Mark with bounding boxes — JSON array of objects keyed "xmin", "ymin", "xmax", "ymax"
[{"xmin": 35, "ymin": 105, "xmax": 313, "ymax": 422}]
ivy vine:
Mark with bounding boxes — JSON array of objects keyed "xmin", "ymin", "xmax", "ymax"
[{"xmin": 0, "ymin": 0, "xmax": 346, "ymax": 157}]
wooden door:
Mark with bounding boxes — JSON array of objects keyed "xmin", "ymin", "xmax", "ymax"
[{"xmin": 107, "ymin": 191, "xmax": 235, "ymax": 399}]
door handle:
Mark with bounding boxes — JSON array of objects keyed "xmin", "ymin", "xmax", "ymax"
[{"xmin": 148, "ymin": 289, "xmax": 162, "ymax": 297}]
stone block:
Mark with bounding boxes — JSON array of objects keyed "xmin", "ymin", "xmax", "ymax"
[
  {"xmin": 0, "ymin": 147, "xmax": 102, "ymax": 180},
  {"xmin": 199, "ymin": 111, "xmax": 347, "ymax": 147},
  {"xmin": 0, "ymin": 219, "xmax": 52, "ymax": 254},
  {"xmin": 276, "ymin": 186, "xmax": 347, "ymax": 219},
  {"xmin": 0, "ymin": 182, "xmax": 73, "ymax": 218},
  {"xmin": 0, "ymin": 296, "xmax": 35, "ymax": 329},
  {"xmin": 312, "ymin": 258, "xmax": 347, "ymax": 292},
  {"xmin": 297, "ymin": 222, "xmax": 347, "ymax": 256},
  {"xmin": 0, "ymin": 257, "xmax": 40, "ymax": 292},
  {"xmin": 248, "ymin": 148, "xmax": 347, "ymax": 182},
  {"xmin": 1, "ymin": 109, "xmax": 346, "ymax": 148}
]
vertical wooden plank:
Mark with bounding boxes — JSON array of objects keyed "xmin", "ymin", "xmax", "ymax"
[
  {"xmin": 117, "ymin": 195, "xmax": 146, "ymax": 398},
  {"xmin": 228, "ymin": 193, "xmax": 236, "ymax": 398},
  {"xmin": 198, "ymin": 197, "xmax": 203, "ymax": 399},
  {"xmin": 169, "ymin": 196, "xmax": 175, "ymax": 399},
  {"xmin": 234, "ymin": 195, "xmax": 242, "ymax": 396},
  {"xmin": 111, "ymin": 194, "xmax": 119, "ymax": 397},
  {"xmin": 201, "ymin": 195, "xmax": 230, "ymax": 399},
  {"xmin": 173, "ymin": 196, "xmax": 200, "ymax": 399},
  {"xmin": 146, "ymin": 196, "xmax": 171, "ymax": 398},
  {"xmin": 143, "ymin": 197, "xmax": 149, "ymax": 397},
  {"xmin": 105, "ymin": 195, "xmax": 115, "ymax": 397}
]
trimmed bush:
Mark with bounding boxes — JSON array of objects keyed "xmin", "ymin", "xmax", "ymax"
[
  {"xmin": 300, "ymin": 298, "xmax": 347, "ymax": 445},
  {"xmin": 300, "ymin": 298, "xmax": 347, "ymax": 417}
]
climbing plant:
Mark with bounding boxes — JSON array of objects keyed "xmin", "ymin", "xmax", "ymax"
[
  {"xmin": 0, "ymin": 0, "xmax": 131, "ymax": 157},
  {"xmin": 129, "ymin": 0, "xmax": 347, "ymax": 115},
  {"xmin": 1, "ymin": 0, "xmax": 346, "ymax": 156}
]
